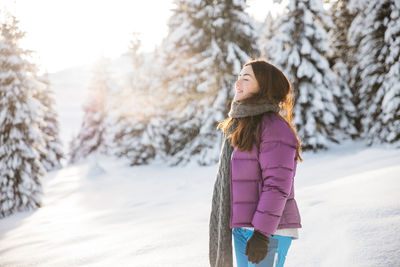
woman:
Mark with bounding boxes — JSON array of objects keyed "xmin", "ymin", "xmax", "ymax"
[{"xmin": 209, "ymin": 58, "xmax": 303, "ymax": 267}]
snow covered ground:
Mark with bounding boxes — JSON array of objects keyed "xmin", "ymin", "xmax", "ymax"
[
  {"xmin": 0, "ymin": 140, "xmax": 399, "ymax": 267},
  {"xmin": 1, "ymin": 55, "xmax": 399, "ymax": 267}
]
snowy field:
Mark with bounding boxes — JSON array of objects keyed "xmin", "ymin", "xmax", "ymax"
[{"xmin": 0, "ymin": 140, "xmax": 399, "ymax": 267}]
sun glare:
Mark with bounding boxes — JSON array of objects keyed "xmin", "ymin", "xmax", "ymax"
[
  {"xmin": 1, "ymin": 0, "xmax": 286, "ymax": 74},
  {"xmin": 1, "ymin": 0, "xmax": 174, "ymax": 73}
]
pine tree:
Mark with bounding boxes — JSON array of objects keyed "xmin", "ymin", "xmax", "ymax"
[
  {"xmin": 107, "ymin": 115, "xmax": 156, "ymax": 165},
  {"xmin": 68, "ymin": 60, "xmax": 110, "ymax": 163},
  {"xmin": 35, "ymin": 73, "xmax": 64, "ymax": 171},
  {"xmin": 347, "ymin": 0, "xmax": 370, "ymax": 135},
  {"xmin": 159, "ymin": 0, "xmax": 259, "ymax": 166},
  {"xmin": 0, "ymin": 15, "xmax": 46, "ymax": 218},
  {"xmin": 349, "ymin": 0, "xmax": 400, "ymax": 146},
  {"xmin": 260, "ymin": 11, "xmax": 277, "ymax": 59},
  {"xmin": 329, "ymin": 0, "xmax": 359, "ymax": 138},
  {"xmin": 264, "ymin": 0, "xmax": 357, "ymax": 151},
  {"xmin": 127, "ymin": 32, "xmax": 146, "ymax": 95},
  {"xmin": 105, "ymin": 34, "xmax": 160, "ymax": 166},
  {"xmin": 329, "ymin": 0, "xmax": 355, "ymax": 68},
  {"xmin": 105, "ymin": 82, "xmax": 159, "ymax": 166}
]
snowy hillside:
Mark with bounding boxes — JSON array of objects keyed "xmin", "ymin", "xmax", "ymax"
[
  {"xmin": 48, "ymin": 63, "xmax": 97, "ymax": 152},
  {"xmin": 48, "ymin": 53, "xmax": 137, "ymax": 152},
  {"xmin": 0, "ymin": 141, "xmax": 399, "ymax": 267}
]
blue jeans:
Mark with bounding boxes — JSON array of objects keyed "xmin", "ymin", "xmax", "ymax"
[{"xmin": 232, "ymin": 227, "xmax": 292, "ymax": 267}]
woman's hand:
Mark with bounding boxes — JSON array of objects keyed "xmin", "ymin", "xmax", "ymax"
[{"xmin": 245, "ymin": 230, "xmax": 270, "ymax": 264}]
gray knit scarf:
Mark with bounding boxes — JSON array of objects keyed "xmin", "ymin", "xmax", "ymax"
[{"xmin": 209, "ymin": 99, "xmax": 281, "ymax": 267}]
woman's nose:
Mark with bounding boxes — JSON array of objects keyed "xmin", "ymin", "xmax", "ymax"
[{"xmin": 235, "ymin": 80, "xmax": 240, "ymax": 89}]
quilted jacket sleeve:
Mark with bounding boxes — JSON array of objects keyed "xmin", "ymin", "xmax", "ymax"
[{"xmin": 251, "ymin": 118, "xmax": 297, "ymax": 237}]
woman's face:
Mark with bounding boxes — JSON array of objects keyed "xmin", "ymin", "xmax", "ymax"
[{"xmin": 234, "ymin": 65, "xmax": 260, "ymax": 101}]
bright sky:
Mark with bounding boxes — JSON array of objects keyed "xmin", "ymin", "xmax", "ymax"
[{"xmin": 1, "ymin": 0, "xmax": 285, "ymax": 74}]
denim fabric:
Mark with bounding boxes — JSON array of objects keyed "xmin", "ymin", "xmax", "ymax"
[{"xmin": 232, "ymin": 227, "xmax": 292, "ymax": 267}]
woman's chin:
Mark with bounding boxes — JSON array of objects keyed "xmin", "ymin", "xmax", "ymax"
[
  {"xmin": 235, "ymin": 96, "xmax": 248, "ymax": 102},
  {"xmin": 234, "ymin": 95, "xmax": 243, "ymax": 101}
]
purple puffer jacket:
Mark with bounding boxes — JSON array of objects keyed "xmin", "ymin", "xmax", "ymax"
[{"xmin": 229, "ymin": 112, "xmax": 302, "ymax": 237}]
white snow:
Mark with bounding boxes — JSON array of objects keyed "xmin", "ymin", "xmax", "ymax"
[
  {"xmin": 1, "ymin": 1, "xmax": 399, "ymax": 265},
  {"xmin": 0, "ymin": 140, "xmax": 399, "ymax": 266}
]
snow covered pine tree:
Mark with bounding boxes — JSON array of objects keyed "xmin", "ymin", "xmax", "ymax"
[
  {"xmin": 264, "ymin": 0, "xmax": 357, "ymax": 151},
  {"xmin": 68, "ymin": 61, "xmax": 109, "ymax": 163},
  {"xmin": 34, "ymin": 73, "xmax": 64, "ymax": 171},
  {"xmin": 328, "ymin": 0, "xmax": 359, "ymax": 139},
  {"xmin": 0, "ymin": 15, "xmax": 46, "ymax": 218},
  {"xmin": 349, "ymin": 0, "xmax": 400, "ymax": 146},
  {"xmin": 105, "ymin": 34, "xmax": 160, "ymax": 166},
  {"xmin": 159, "ymin": 0, "xmax": 260, "ymax": 166}
]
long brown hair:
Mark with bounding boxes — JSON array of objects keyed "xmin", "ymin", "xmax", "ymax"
[{"xmin": 217, "ymin": 58, "xmax": 303, "ymax": 162}]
